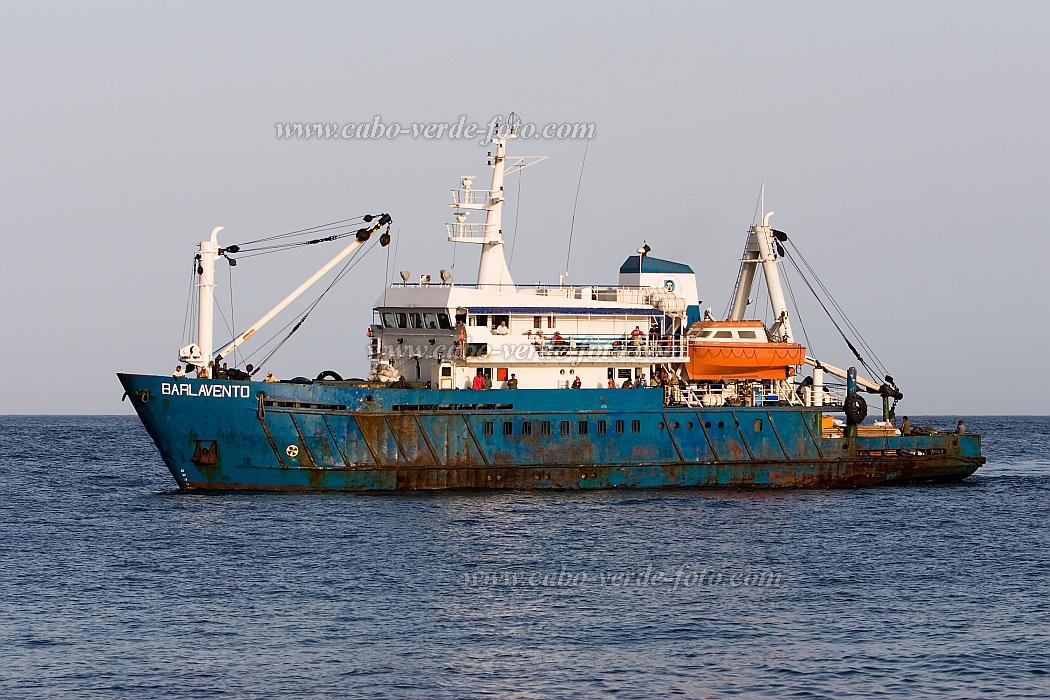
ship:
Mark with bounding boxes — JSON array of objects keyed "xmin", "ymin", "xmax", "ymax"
[{"xmin": 118, "ymin": 119, "xmax": 985, "ymax": 490}]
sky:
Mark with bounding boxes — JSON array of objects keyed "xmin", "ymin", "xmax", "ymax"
[{"xmin": 1, "ymin": 1, "xmax": 1048, "ymax": 414}]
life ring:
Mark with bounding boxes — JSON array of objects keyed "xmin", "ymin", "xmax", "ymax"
[
  {"xmin": 315, "ymin": 370, "xmax": 344, "ymax": 382},
  {"xmin": 845, "ymin": 394, "xmax": 867, "ymax": 425}
]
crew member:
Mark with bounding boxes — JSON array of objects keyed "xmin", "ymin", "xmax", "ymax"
[
  {"xmin": 264, "ymin": 372, "xmax": 278, "ymax": 383},
  {"xmin": 173, "ymin": 365, "xmax": 186, "ymax": 378},
  {"xmin": 507, "ymin": 373, "xmax": 519, "ymax": 389},
  {"xmin": 900, "ymin": 416, "xmax": 911, "ymax": 436},
  {"xmin": 472, "ymin": 369, "xmax": 485, "ymax": 390},
  {"xmin": 956, "ymin": 420, "xmax": 966, "ymax": 435},
  {"xmin": 571, "ymin": 375, "xmax": 582, "ymax": 389},
  {"xmin": 630, "ymin": 326, "xmax": 645, "ymax": 355}
]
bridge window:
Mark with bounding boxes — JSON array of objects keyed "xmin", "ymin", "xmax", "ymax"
[
  {"xmin": 382, "ymin": 312, "xmax": 397, "ymax": 327},
  {"xmin": 396, "ymin": 312, "xmax": 407, "ymax": 328},
  {"xmin": 438, "ymin": 313, "xmax": 452, "ymax": 329},
  {"xmin": 409, "ymin": 312, "xmax": 424, "ymax": 329},
  {"xmin": 714, "ymin": 330, "xmax": 733, "ymax": 339},
  {"xmin": 470, "ymin": 314, "xmax": 488, "ymax": 327},
  {"xmin": 739, "ymin": 330, "xmax": 758, "ymax": 339},
  {"xmin": 424, "ymin": 312, "xmax": 439, "ymax": 329},
  {"xmin": 533, "ymin": 315, "xmax": 542, "ymax": 329}
]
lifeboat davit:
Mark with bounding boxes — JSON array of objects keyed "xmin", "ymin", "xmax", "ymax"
[{"xmin": 686, "ymin": 320, "xmax": 806, "ymax": 381}]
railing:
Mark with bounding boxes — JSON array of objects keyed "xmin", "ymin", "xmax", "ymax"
[
  {"xmin": 450, "ymin": 188, "xmax": 500, "ymax": 207},
  {"xmin": 446, "ymin": 222, "xmax": 494, "ymax": 241},
  {"xmin": 521, "ymin": 333, "xmax": 688, "ymax": 359}
]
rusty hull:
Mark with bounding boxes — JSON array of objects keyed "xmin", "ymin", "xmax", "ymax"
[{"xmin": 118, "ymin": 373, "xmax": 985, "ymax": 492}]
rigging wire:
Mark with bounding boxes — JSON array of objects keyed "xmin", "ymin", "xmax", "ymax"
[
  {"xmin": 782, "ymin": 251, "xmax": 882, "ymax": 382},
  {"xmin": 181, "ymin": 256, "xmax": 197, "ymax": 346},
  {"xmin": 228, "ymin": 262, "xmax": 238, "ymax": 369},
  {"xmin": 782, "ymin": 261, "xmax": 814, "ymax": 355},
  {"xmin": 563, "ymin": 138, "xmax": 590, "ymax": 275},
  {"xmin": 786, "ymin": 240, "xmax": 889, "ymax": 378},
  {"xmin": 231, "ymin": 215, "xmax": 370, "ymax": 247},
  {"xmin": 239, "ymin": 234, "xmax": 384, "ymax": 369},
  {"xmin": 508, "ymin": 167, "xmax": 524, "ymax": 265}
]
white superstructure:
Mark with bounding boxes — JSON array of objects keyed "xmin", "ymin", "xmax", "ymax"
[{"xmin": 370, "ymin": 122, "xmax": 698, "ymax": 389}]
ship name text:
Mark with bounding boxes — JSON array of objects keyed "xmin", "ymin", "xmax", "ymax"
[{"xmin": 161, "ymin": 382, "xmax": 252, "ymax": 399}]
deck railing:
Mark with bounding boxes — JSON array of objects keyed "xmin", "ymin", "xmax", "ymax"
[{"xmin": 522, "ymin": 333, "xmax": 688, "ymax": 359}]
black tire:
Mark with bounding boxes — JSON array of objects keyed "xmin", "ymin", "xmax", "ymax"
[
  {"xmin": 315, "ymin": 370, "xmax": 344, "ymax": 382},
  {"xmin": 845, "ymin": 394, "xmax": 867, "ymax": 425}
]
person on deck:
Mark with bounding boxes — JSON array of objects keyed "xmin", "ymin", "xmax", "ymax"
[
  {"xmin": 621, "ymin": 378, "xmax": 633, "ymax": 388},
  {"xmin": 264, "ymin": 372, "xmax": 278, "ymax": 383},
  {"xmin": 571, "ymin": 375, "xmax": 582, "ymax": 389},
  {"xmin": 634, "ymin": 374, "xmax": 647, "ymax": 388},
  {"xmin": 472, "ymin": 370, "xmax": 485, "ymax": 390},
  {"xmin": 173, "ymin": 365, "xmax": 186, "ymax": 378},
  {"xmin": 900, "ymin": 416, "xmax": 911, "ymax": 436},
  {"xmin": 630, "ymin": 326, "xmax": 645, "ymax": 356},
  {"xmin": 607, "ymin": 377, "xmax": 617, "ymax": 389},
  {"xmin": 454, "ymin": 322, "xmax": 467, "ymax": 358},
  {"xmin": 507, "ymin": 374, "xmax": 519, "ymax": 389},
  {"xmin": 956, "ymin": 420, "xmax": 966, "ymax": 435},
  {"xmin": 494, "ymin": 321, "xmax": 510, "ymax": 335}
]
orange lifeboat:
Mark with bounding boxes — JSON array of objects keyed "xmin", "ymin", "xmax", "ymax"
[{"xmin": 685, "ymin": 320, "xmax": 806, "ymax": 381}]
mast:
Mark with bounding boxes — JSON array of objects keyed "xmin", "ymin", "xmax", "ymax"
[
  {"xmin": 188, "ymin": 226, "xmax": 223, "ymax": 378},
  {"xmin": 446, "ymin": 114, "xmax": 547, "ymax": 289},
  {"xmin": 477, "ymin": 132, "xmax": 513, "ymax": 287},
  {"xmin": 727, "ymin": 185, "xmax": 794, "ymax": 342}
]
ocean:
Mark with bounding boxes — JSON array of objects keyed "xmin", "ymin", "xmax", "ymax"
[{"xmin": 1, "ymin": 415, "xmax": 1047, "ymax": 698}]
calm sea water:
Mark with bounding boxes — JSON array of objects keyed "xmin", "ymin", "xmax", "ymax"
[{"xmin": 0, "ymin": 415, "xmax": 1047, "ymax": 699}]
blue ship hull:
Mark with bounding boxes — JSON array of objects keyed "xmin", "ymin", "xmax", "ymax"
[{"xmin": 118, "ymin": 374, "xmax": 984, "ymax": 491}]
